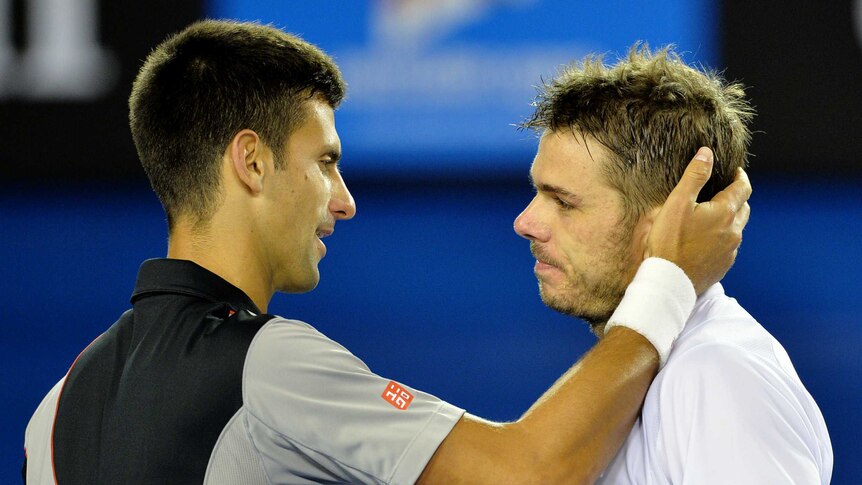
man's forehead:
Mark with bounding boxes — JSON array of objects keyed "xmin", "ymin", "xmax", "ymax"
[
  {"xmin": 542, "ymin": 128, "xmax": 606, "ymax": 154},
  {"xmin": 288, "ymin": 98, "xmax": 340, "ymax": 150},
  {"xmin": 533, "ymin": 131, "xmax": 587, "ymax": 168},
  {"xmin": 530, "ymin": 130, "xmax": 611, "ymax": 189}
]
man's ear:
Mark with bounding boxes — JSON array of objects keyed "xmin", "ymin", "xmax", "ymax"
[{"xmin": 227, "ymin": 129, "xmax": 266, "ymax": 194}]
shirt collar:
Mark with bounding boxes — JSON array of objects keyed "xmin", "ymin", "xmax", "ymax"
[
  {"xmin": 130, "ymin": 258, "xmax": 261, "ymax": 314},
  {"xmin": 678, "ymin": 282, "xmax": 725, "ymax": 339},
  {"xmin": 696, "ymin": 282, "xmax": 725, "ymax": 307}
]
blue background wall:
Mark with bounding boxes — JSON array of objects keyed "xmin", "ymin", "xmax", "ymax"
[
  {"xmin": 3, "ymin": 0, "xmax": 861, "ymax": 483},
  {"xmin": 3, "ymin": 178, "xmax": 860, "ymax": 482}
]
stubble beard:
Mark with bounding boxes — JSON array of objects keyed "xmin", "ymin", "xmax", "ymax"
[{"xmin": 537, "ymin": 229, "xmax": 636, "ymax": 333}]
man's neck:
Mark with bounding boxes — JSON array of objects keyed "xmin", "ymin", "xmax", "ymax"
[{"xmin": 167, "ymin": 224, "xmax": 273, "ymax": 312}]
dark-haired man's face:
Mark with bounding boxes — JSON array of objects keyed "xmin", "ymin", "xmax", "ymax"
[
  {"xmin": 514, "ymin": 131, "xmax": 650, "ymax": 331},
  {"xmin": 259, "ymin": 97, "xmax": 356, "ymax": 293}
]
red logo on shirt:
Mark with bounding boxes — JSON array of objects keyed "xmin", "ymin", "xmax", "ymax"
[{"xmin": 382, "ymin": 381, "xmax": 414, "ymax": 410}]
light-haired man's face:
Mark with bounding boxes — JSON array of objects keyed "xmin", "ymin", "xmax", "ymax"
[{"xmin": 514, "ymin": 131, "xmax": 649, "ymax": 330}]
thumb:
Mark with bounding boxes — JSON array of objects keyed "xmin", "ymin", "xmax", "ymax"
[{"xmin": 668, "ymin": 147, "xmax": 714, "ymax": 206}]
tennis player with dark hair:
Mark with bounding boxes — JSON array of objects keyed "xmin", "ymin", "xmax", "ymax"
[
  {"xmin": 516, "ymin": 45, "xmax": 832, "ymax": 483},
  {"xmin": 24, "ymin": 22, "xmax": 751, "ymax": 484}
]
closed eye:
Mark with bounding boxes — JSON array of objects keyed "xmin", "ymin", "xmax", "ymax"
[
  {"xmin": 530, "ymin": 176, "xmax": 581, "ymax": 211},
  {"xmin": 319, "ymin": 159, "xmax": 341, "ymax": 173},
  {"xmin": 553, "ymin": 196, "xmax": 574, "ymax": 211},
  {"xmin": 318, "ymin": 147, "xmax": 342, "ymax": 173}
]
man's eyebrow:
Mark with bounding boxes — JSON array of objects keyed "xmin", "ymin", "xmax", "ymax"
[{"xmin": 529, "ymin": 174, "xmax": 580, "ymax": 201}]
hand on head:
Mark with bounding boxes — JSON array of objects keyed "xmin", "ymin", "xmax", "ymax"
[{"xmin": 645, "ymin": 147, "xmax": 752, "ymax": 294}]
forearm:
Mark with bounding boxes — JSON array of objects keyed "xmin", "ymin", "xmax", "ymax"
[
  {"xmin": 419, "ymin": 260, "xmax": 693, "ymax": 484},
  {"xmin": 513, "ymin": 327, "xmax": 658, "ymax": 482},
  {"xmin": 419, "ymin": 329, "xmax": 656, "ymax": 485}
]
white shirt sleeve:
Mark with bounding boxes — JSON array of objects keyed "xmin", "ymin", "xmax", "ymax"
[
  {"xmin": 654, "ymin": 343, "xmax": 825, "ymax": 484},
  {"xmin": 24, "ymin": 377, "xmax": 66, "ymax": 484},
  {"xmin": 242, "ymin": 318, "xmax": 465, "ymax": 485}
]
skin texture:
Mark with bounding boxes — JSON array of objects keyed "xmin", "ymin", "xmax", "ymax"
[
  {"xmin": 514, "ymin": 131, "xmax": 653, "ymax": 330},
  {"xmin": 167, "ymin": 96, "xmax": 355, "ymax": 311}
]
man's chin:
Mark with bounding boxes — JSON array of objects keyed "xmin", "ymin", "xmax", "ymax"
[
  {"xmin": 539, "ymin": 290, "xmax": 613, "ymax": 329},
  {"xmin": 279, "ymin": 269, "xmax": 320, "ymax": 294}
]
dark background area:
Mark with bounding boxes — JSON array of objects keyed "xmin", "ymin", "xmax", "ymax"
[
  {"xmin": 2, "ymin": 0, "xmax": 860, "ymax": 180},
  {"xmin": 1, "ymin": 0, "xmax": 203, "ymax": 181},
  {"xmin": 721, "ymin": 0, "xmax": 862, "ymax": 176},
  {"xmin": 2, "ymin": 1, "xmax": 860, "ymax": 483}
]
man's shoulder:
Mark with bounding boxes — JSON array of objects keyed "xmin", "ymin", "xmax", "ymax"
[
  {"xmin": 670, "ymin": 289, "xmax": 781, "ymax": 372},
  {"xmin": 658, "ymin": 323, "xmax": 793, "ymax": 399},
  {"xmin": 244, "ymin": 315, "xmax": 367, "ymax": 379},
  {"xmin": 638, "ymin": 295, "xmax": 833, "ymax": 484},
  {"xmin": 649, "ymin": 297, "xmax": 813, "ymax": 423},
  {"xmin": 248, "ymin": 315, "xmax": 339, "ymax": 351},
  {"xmin": 259, "ymin": 315, "xmax": 316, "ymax": 331}
]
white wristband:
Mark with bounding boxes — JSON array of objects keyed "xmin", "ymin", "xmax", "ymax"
[{"xmin": 604, "ymin": 257, "xmax": 696, "ymax": 367}]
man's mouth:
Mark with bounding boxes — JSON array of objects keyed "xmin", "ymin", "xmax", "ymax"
[
  {"xmin": 534, "ymin": 255, "xmax": 554, "ymax": 266},
  {"xmin": 530, "ymin": 243, "xmax": 558, "ymax": 268},
  {"xmin": 315, "ymin": 227, "xmax": 333, "ymax": 258}
]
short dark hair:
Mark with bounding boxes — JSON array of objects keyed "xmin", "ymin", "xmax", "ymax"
[
  {"xmin": 523, "ymin": 44, "xmax": 753, "ymax": 223},
  {"xmin": 129, "ymin": 20, "xmax": 346, "ymax": 229}
]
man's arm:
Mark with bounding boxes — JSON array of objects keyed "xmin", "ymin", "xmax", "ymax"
[
  {"xmin": 420, "ymin": 327, "xmax": 659, "ymax": 484},
  {"xmin": 418, "ymin": 147, "xmax": 752, "ymax": 484}
]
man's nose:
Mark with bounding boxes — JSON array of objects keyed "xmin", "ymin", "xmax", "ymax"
[
  {"xmin": 513, "ymin": 198, "xmax": 549, "ymax": 242},
  {"xmin": 330, "ymin": 175, "xmax": 356, "ymax": 220}
]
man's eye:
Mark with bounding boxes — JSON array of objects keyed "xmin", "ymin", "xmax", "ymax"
[
  {"xmin": 319, "ymin": 161, "xmax": 345, "ymax": 178},
  {"xmin": 554, "ymin": 197, "xmax": 574, "ymax": 211}
]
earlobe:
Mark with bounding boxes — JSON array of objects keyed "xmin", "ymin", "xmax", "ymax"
[{"xmin": 228, "ymin": 129, "xmax": 265, "ymax": 194}]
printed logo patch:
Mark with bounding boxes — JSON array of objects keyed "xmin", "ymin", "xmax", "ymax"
[{"xmin": 382, "ymin": 381, "xmax": 414, "ymax": 410}]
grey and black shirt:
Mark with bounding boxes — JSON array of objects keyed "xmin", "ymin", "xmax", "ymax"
[{"xmin": 25, "ymin": 258, "xmax": 464, "ymax": 484}]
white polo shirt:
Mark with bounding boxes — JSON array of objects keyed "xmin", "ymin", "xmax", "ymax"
[{"xmin": 598, "ymin": 284, "xmax": 833, "ymax": 484}]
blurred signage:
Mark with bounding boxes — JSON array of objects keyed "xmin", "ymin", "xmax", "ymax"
[
  {"xmin": 0, "ymin": 0, "xmax": 202, "ymax": 181},
  {"xmin": 0, "ymin": 0, "xmax": 116, "ymax": 100},
  {"xmin": 209, "ymin": 0, "xmax": 718, "ymax": 175}
]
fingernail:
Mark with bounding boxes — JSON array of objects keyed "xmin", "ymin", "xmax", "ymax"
[{"xmin": 694, "ymin": 147, "xmax": 712, "ymax": 162}]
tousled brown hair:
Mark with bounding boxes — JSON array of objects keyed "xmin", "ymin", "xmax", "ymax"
[{"xmin": 523, "ymin": 44, "xmax": 754, "ymax": 222}]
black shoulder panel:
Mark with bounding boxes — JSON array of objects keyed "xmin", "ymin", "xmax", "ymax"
[{"xmin": 53, "ymin": 301, "xmax": 274, "ymax": 484}]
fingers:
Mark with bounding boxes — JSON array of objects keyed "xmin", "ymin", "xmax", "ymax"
[
  {"xmin": 735, "ymin": 201, "xmax": 751, "ymax": 230},
  {"xmin": 666, "ymin": 147, "xmax": 714, "ymax": 207},
  {"xmin": 728, "ymin": 201, "xmax": 750, "ymax": 255},
  {"xmin": 711, "ymin": 167, "xmax": 752, "ymax": 209}
]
